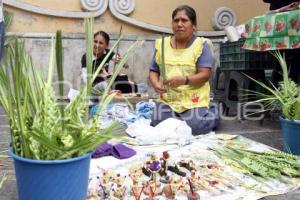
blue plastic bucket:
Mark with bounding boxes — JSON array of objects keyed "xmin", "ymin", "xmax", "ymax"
[
  {"xmin": 9, "ymin": 148, "xmax": 91, "ymax": 200},
  {"xmin": 279, "ymin": 117, "xmax": 300, "ymax": 155}
]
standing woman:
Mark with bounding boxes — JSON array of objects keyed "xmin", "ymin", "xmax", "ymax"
[
  {"xmin": 81, "ymin": 31, "xmax": 137, "ymax": 93},
  {"xmin": 149, "ymin": 5, "xmax": 219, "ymax": 135}
]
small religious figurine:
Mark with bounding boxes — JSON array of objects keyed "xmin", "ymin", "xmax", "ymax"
[
  {"xmin": 129, "ymin": 167, "xmax": 145, "ymax": 200},
  {"xmin": 168, "ymin": 163, "xmax": 186, "ymax": 177},
  {"xmin": 149, "ymin": 154, "xmax": 161, "ymax": 183},
  {"xmin": 159, "ymin": 151, "xmax": 170, "ymax": 176},
  {"xmin": 142, "ymin": 161, "xmax": 152, "ymax": 177},
  {"xmin": 162, "ymin": 183, "xmax": 175, "ymax": 199},
  {"xmin": 143, "ymin": 179, "xmax": 163, "ymax": 198},
  {"xmin": 96, "ymin": 176, "xmax": 108, "ymax": 199},
  {"xmin": 110, "ymin": 187, "xmax": 125, "ymax": 200},
  {"xmin": 99, "ymin": 170, "xmax": 115, "ymax": 198},
  {"xmin": 111, "ymin": 174, "xmax": 127, "ymax": 199},
  {"xmin": 179, "ymin": 159, "xmax": 196, "ymax": 171}
]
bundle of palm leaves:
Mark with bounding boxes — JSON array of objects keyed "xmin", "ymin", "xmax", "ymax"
[
  {"xmin": 245, "ymin": 51, "xmax": 300, "ymax": 120},
  {"xmin": 0, "ymin": 18, "xmax": 142, "ymax": 160}
]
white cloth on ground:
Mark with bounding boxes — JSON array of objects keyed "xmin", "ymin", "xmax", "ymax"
[{"xmin": 126, "ymin": 118, "xmax": 193, "ymax": 145}]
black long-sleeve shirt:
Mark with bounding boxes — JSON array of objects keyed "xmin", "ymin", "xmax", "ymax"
[
  {"xmin": 81, "ymin": 50, "xmax": 115, "ymax": 85},
  {"xmin": 263, "ymin": 0, "xmax": 299, "ymax": 10}
]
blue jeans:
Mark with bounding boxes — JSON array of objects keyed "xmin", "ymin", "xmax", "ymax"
[{"xmin": 150, "ymin": 103, "xmax": 220, "ymax": 135}]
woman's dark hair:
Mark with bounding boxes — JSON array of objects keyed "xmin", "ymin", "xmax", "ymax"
[
  {"xmin": 172, "ymin": 5, "xmax": 197, "ymax": 26},
  {"xmin": 94, "ymin": 31, "xmax": 110, "ymax": 45}
]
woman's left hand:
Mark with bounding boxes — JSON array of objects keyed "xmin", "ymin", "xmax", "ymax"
[{"xmin": 163, "ymin": 76, "xmax": 185, "ymax": 88}]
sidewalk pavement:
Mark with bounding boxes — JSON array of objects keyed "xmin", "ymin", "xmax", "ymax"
[{"xmin": 0, "ymin": 111, "xmax": 300, "ymax": 200}]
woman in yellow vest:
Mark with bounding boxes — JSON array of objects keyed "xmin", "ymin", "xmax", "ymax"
[{"xmin": 149, "ymin": 5, "xmax": 219, "ymax": 135}]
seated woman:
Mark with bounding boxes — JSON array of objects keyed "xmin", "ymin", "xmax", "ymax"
[
  {"xmin": 81, "ymin": 30, "xmax": 138, "ymax": 93},
  {"xmin": 149, "ymin": 5, "xmax": 219, "ymax": 135}
]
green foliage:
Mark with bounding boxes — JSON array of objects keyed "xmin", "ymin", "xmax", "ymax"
[
  {"xmin": 212, "ymin": 146, "xmax": 300, "ymax": 181},
  {"xmin": 0, "ymin": 18, "xmax": 142, "ymax": 160},
  {"xmin": 245, "ymin": 51, "xmax": 300, "ymax": 120},
  {"xmin": 55, "ymin": 30, "xmax": 64, "ymax": 125},
  {"xmin": 160, "ymin": 35, "xmax": 166, "ymax": 81}
]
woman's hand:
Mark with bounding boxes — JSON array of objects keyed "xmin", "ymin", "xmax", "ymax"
[
  {"xmin": 100, "ymin": 69, "xmax": 110, "ymax": 77},
  {"xmin": 149, "ymin": 71, "xmax": 166, "ymax": 94},
  {"xmin": 123, "ymin": 63, "xmax": 129, "ymax": 69},
  {"xmin": 114, "ymin": 53, "xmax": 121, "ymax": 63},
  {"xmin": 153, "ymin": 81, "xmax": 166, "ymax": 94},
  {"xmin": 164, "ymin": 68, "xmax": 211, "ymax": 88},
  {"xmin": 163, "ymin": 76, "xmax": 185, "ymax": 88},
  {"xmin": 114, "ymin": 53, "xmax": 129, "ymax": 69}
]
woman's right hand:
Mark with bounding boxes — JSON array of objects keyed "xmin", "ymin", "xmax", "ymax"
[
  {"xmin": 114, "ymin": 53, "xmax": 121, "ymax": 63},
  {"xmin": 153, "ymin": 81, "xmax": 166, "ymax": 94},
  {"xmin": 114, "ymin": 53, "xmax": 129, "ymax": 69},
  {"xmin": 100, "ymin": 69, "xmax": 110, "ymax": 77},
  {"xmin": 149, "ymin": 71, "xmax": 166, "ymax": 94}
]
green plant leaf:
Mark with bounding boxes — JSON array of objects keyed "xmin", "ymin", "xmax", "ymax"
[
  {"xmin": 0, "ymin": 17, "xmax": 142, "ymax": 160},
  {"xmin": 160, "ymin": 34, "xmax": 166, "ymax": 81},
  {"xmin": 84, "ymin": 17, "xmax": 94, "ymax": 94},
  {"xmin": 55, "ymin": 30, "xmax": 64, "ymax": 124},
  {"xmin": 245, "ymin": 51, "xmax": 300, "ymax": 120}
]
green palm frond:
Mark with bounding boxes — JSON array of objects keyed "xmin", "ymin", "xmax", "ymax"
[
  {"xmin": 160, "ymin": 34, "xmax": 166, "ymax": 81},
  {"xmin": 0, "ymin": 17, "xmax": 142, "ymax": 160},
  {"xmin": 245, "ymin": 51, "xmax": 300, "ymax": 120},
  {"xmin": 55, "ymin": 30, "xmax": 64, "ymax": 124},
  {"xmin": 84, "ymin": 18, "xmax": 94, "ymax": 93}
]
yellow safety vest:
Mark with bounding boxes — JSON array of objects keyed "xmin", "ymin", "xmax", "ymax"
[{"xmin": 155, "ymin": 36, "xmax": 210, "ymax": 113}]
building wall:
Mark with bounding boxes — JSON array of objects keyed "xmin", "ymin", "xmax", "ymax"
[
  {"xmin": 11, "ymin": 33, "xmax": 157, "ymax": 93},
  {"xmin": 5, "ymin": 0, "xmax": 268, "ymax": 34},
  {"xmin": 3, "ymin": 0, "xmax": 270, "ymax": 94}
]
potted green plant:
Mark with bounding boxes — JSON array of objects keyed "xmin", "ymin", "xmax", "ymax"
[
  {"xmin": 246, "ymin": 51, "xmax": 300, "ymax": 155},
  {"xmin": 0, "ymin": 18, "xmax": 141, "ymax": 200}
]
